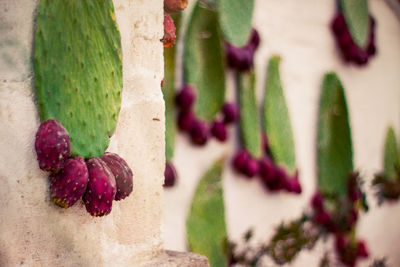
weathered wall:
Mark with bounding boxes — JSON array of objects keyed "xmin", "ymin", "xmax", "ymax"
[
  {"xmin": 0, "ymin": 0, "xmax": 165, "ymax": 266},
  {"xmin": 163, "ymin": 0, "xmax": 400, "ymax": 266}
]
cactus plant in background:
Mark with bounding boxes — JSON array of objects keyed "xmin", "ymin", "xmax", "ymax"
[
  {"xmin": 186, "ymin": 159, "xmax": 228, "ymax": 267},
  {"xmin": 225, "ymin": 73, "xmax": 371, "ymax": 267},
  {"xmin": 372, "ymin": 127, "xmax": 400, "ymax": 204},
  {"xmin": 331, "ymin": 0, "xmax": 377, "ymax": 66}
]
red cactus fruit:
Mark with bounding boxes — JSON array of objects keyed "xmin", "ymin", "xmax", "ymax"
[
  {"xmin": 101, "ymin": 153, "xmax": 133, "ymax": 201},
  {"xmin": 162, "ymin": 12, "xmax": 176, "ymax": 48},
  {"xmin": 285, "ymin": 171, "xmax": 302, "ymax": 194},
  {"xmin": 189, "ymin": 120, "xmax": 209, "ymax": 146},
  {"xmin": 49, "ymin": 157, "xmax": 89, "ymax": 208},
  {"xmin": 356, "ymin": 240, "xmax": 369, "ymax": 258},
  {"xmin": 83, "ymin": 158, "xmax": 117, "ymax": 217},
  {"xmin": 211, "ymin": 120, "xmax": 228, "ymax": 142},
  {"xmin": 176, "ymin": 85, "xmax": 196, "ymax": 111},
  {"xmin": 335, "ymin": 234, "xmax": 348, "ymax": 253},
  {"xmin": 258, "ymin": 156, "xmax": 275, "ymax": 181},
  {"xmin": 164, "ymin": 161, "xmax": 177, "ymax": 187},
  {"xmin": 226, "ymin": 28, "xmax": 260, "ymax": 72},
  {"xmin": 311, "ymin": 191, "xmax": 324, "ymax": 211},
  {"xmin": 232, "ymin": 150, "xmax": 249, "ymax": 174},
  {"xmin": 331, "ymin": 13, "xmax": 377, "ymax": 66},
  {"xmin": 248, "ymin": 29, "xmax": 261, "ymax": 52},
  {"xmin": 35, "ymin": 119, "xmax": 70, "ymax": 173},
  {"xmin": 164, "ymin": 0, "xmax": 188, "ymax": 13},
  {"xmin": 178, "ymin": 110, "xmax": 195, "ymax": 132},
  {"xmin": 244, "ymin": 157, "xmax": 259, "ymax": 178},
  {"xmin": 222, "ymin": 103, "xmax": 239, "ymax": 124},
  {"xmin": 313, "ymin": 209, "xmax": 332, "ymax": 228}
]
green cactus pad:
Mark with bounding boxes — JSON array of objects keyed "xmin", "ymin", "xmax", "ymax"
[
  {"xmin": 237, "ymin": 71, "xmax": 262, "ymax": 158},
  {"xmin": 263, "ymin": 56, "xmax": 296, "ymax": 174},
  {"xmin": 317, "ymin": 73, "xmax": 353, "ymax": 196},
  {"xmin": 34, "ymin": 0, "xmax": 122, "ymax": 158}
]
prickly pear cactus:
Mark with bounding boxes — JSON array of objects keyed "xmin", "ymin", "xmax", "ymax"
[{"xmin": 34, "ymin": 0, "xmax": 122, "ymax": 158}]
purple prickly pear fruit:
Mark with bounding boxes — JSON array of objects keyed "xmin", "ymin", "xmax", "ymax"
[
  {"xmin": 356, "ymin": 240, "xmax": 369, "ymax": 258},
  {"xmin": 177, "ymin": 111, "xmax": 195, "ymax": 132},
  {"xmin": 311, "ymin": 191, "xmax": 324, "ymax": 210},
  {"xmin": 162, "ymin": 12, "xmax": 176, "ymax": 48},
  {"xmin": 101, "ymin": 153, "xmax": 133, "ymax": 201},
  {"xmin": 211, "ymin": 120, "xmax": 228, "ymax": 142},
  {"xmin": 164, "ymin": 161, "xmax": 177, "ymax": 187},
  {"xmin": 49, "ymin": 157, "xmax": 89, "ymax": 208},
  {"xmin": 175, "ymin": 85, "xmax": 196, "ymax": 111},
  {"xmin": 164, "ymin": 0, "xmax": 188, "ymax": 13},
  {"xmin": 248, "ymin": 28, "xmax": 260, "ymax": 51},
  {"xmin": 331, "ymin": 13, "xmax": 346, "ymax": 36},
  {"xmin": 84, "ymin": 158, "xmax": 117, "ymax": 217},
  {"xmin": 232, "ymin": 150, "xmax": 249, "ymax": 174},
  {"xmin": 237, "ymin": 48, "xmax": 253, "ymax": 71},
  {"xmin": 258, "ymin": 156, "xmax": 275, "ymax": 182},
  {"xmin": 285, "ymin": 171, "xmax": 302, "ymax": 194},
  {"xmin": 263, "ymin": 166, "xmax": 287, "ymax": 191},
  {"xmin": 189, "ymin": 120, "xmax": 209, "ymax": 146},
  {"xmin": 226, "ymin": 44, "xmax": 241, "ymax": 69},
  {"xmin": 222, "ymin": 103, "xmax": 239, "ymax": 124},
  {"xmin": 244, "ymin": 157, "xmax": 259, "ymax": 178},
  {"xmin": 335, "ymin": 234, "xmax": 348, "ymax": 253},
  {"xmin": 35, "ymin": 119, "xmax": 70, "ymax": 173},
  {"xmin": 313, "ymin": 209, "xmax": 331, "ymax": 227}
]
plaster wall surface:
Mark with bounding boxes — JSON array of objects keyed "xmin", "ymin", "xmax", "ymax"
[
  {"xmin": 163, "ymin": 0, "xmax": 400, "ymax": 266},
  {"xmin": 0, "ymin": 0, "xmax": 165, "ymax": 266}
]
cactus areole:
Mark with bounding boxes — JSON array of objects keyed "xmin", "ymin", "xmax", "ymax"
[{"xmin": 34, "ymin": 0, "xmax": 123, "ymax": 159}]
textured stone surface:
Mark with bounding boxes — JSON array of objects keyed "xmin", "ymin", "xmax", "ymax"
[
  {"xmin": 0, "ymin": 0, "xmax": 166, "ymax": 266},
  {"xmin": 142, "ymin": 250, "xmax": 209, "ymax": 267}
]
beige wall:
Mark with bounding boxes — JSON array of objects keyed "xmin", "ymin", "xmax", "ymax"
[
  {"xmin": 0, "ymin": 0, "xmax": 165, "ymax": 266},
  {"xmin": 163, "ymin": 1, "xmax": 400, "ymax": 266}
]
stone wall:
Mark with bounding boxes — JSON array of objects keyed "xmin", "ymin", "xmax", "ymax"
[{"xmin": 0, "ymin": 0, "xmax": 165, "ymax": 266}]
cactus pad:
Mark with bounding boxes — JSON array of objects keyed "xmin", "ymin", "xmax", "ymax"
[{"xmin": 34, "ymin": 0, "xmax": 123, "ymax": 158}]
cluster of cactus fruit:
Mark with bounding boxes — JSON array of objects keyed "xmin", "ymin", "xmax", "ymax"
[
  {"xmin": 226, "ymin": 172, "xmax": 368, "ymax": 267},
  {"xmin": 331, "ymin": 12, "xmax": 376, "ymax": 66},
  {"xmin": 232, "ymin": 137, "xmax": 302, "ymax": 194},
  {"xmin": 162, "ymin": 0, "xmax": 187, "ymax": 48},
  {"xmin": 163, "ymin": 85, "xmax": 239, "ymax": 188},
  {"xmin": 176, "ymin": 85, "xmax": 239, "ymax": 145},
  {"xmin": 226, "ymin": 29, "xmax": 260, "ymax": 72},
  {"xmin": 35, "ymin": 119, "xmax": 133, "ymax": 217},
  {"xmin": 309, "ymin": 173, "xmax": 369, "ymax": 267}
]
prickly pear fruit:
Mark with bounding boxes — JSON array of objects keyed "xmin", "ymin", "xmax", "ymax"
[
  {"xmin": 164, "ymin": 0, "xmax": 188, "ymax": 13},
  {"xmin": 35, "ymin": 119, "xmax": 70, "ymax": 173},
  {"xmin": 189, "ymin": 120, "xmax": 209, "ymax": 146},
  {"xmin": 50, "ymin": 157, "xmax": 89, "ymax": 208},
  {"xmin": 162, "ymin": 12, "xmax": 176, "ymax": 48},
  {"xmin": 178, "ymin": 111, "xmax": 195, "ymax": 132},
  {"xmin": 164, "ymin": 161, "xmax": 177, "ymax": 187},
  {"xmin": 211, "ymin": 120, "xmax": 228, "ymax": 142},
  {"xmin": 232, "ymin": 150, "xmax": 249, "ymax": 174},
  {"xmin": 222, "ymin": 103, "xmax": 239, "ymax": 124},
  {"xmin": 176, "ymin": 85, "xmax": 196, "ymax": 111},
  {"xmin": 84, "ymin": 158, "xmax": 116, "ymax": 217},
  {"xmin": 101, "ymin": 152, "xmax": 133, "ymax": 201}
]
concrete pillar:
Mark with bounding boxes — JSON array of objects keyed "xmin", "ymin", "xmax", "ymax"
[{"xmin": 0, "ymin": 0, "xmax": 208, "ymax": 266}]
